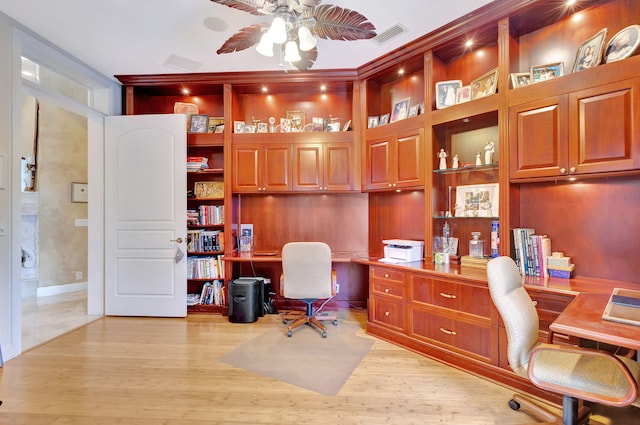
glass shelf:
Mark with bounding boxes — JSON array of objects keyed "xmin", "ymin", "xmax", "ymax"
[{"xmin": 433, "ymin": 164, "xmax": 498, "ymax": 174}]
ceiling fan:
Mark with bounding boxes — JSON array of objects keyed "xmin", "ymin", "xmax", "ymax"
[{"xmin": 211, "ymin": 0, "xmax": 377, "ymax": 71}]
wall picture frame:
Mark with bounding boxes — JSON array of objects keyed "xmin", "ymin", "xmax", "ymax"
[
  {"xmin": 572, "ymin": 28, "xmax": 607, "ymax": 72},
  {"xmin": 510, "ymin": 72, "xmax": 531, "ymax": 88},
  {"xmin": 390, "ymin": 97, "xmax": 410, "ymax": 123},
  {"xmin": 470, "ymin": 68, "xmax": 498, "ymax": 100},
  {"xmin": 435, "ymin": 80, "xmax": 462, "ymax": 109},
  {"xmin": 188, "ymin": 114, "xmax": 209, "ymax": 133},
  {"xmin": 604, "ymin": 25, "xmax": 640, "ymax": 63},
  {"xmin": 455, "ymin": 183, "xmax": 499, "ymax": 218},
  {"xmin": 530, "ymin": 62, "xmax": 564, "ymax": 83}
]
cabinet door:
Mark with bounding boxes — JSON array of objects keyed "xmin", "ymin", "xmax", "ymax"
[
  {"xmin": 509, "ymin": 96, "xmax": 569, "ymax": 179},
  {"xmin": 395, "ymin": 129, "xmax": 424, "ymax": 188},
  {"xmin": 568, "ymin": 78, "xmax": 640, "ymax": 175},
  {"xmin": 365, "ymin": 137, "xmax": 393, "ymax": 190},
  {"xmin": 292, "ymin": 143, "xmax": 322, "ymax": 191},
  {"xmin": 232, "ymin": 144, "xmax": 261, "ymax": 192},
  {"xmin": 263, "ymin": 144, "xmax": 291, "ymax": 191},
  {"xmin": 324, "ymin": 142, "xmax": 354, "ymax": 191}
]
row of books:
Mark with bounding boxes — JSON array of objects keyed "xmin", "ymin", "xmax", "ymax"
[
  {"xmin": 187, "ymin": 255, "xmax": 224, "ymax": 279},
  {"xmin": 187, "ymin": 205, "xmax": 224, "ymax": 226},
  {"xmin": 187, "ymin": 280, "xmax": 225, "ymax": 306},
  {"xmin": 187, "ymin": 156, "xmax": 209, "ymax": 172},
  {"xmin": 512, "ymin": 228, "xmax": 551, "ymax": 277},
  {"xmin": 187, "ymin": 230, "xmax": 224, "ymax": 252}
]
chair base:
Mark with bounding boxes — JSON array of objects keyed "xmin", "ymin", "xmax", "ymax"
[
  {"xmin": 281, "ymin": 299, "xmax": 335, "ymax": 338},
  {"xmin": 509, "ymin": 393, "xmax": 591, "ymax": 425}
]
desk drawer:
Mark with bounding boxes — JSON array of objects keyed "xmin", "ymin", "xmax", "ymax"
[
  {"xmin": 371, "ymin": 280, "xmax": 405, "ymax": 299},
  {"xmin": 370, "ymin": 266, "xmax": 405, "ymax": 284},
  {"xmin": 370, "ymin": 295, "xmax": 405, "ymax": 332},
  {"xmin": 412, "ymin": 275, "xmax": 492, "ymax": 318}
]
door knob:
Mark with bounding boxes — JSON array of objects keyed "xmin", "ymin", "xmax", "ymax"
[{"xmin": 170, "ymin": 237, "xmax": 183, "ymax": 244}]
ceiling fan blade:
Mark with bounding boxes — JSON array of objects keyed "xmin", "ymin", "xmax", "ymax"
[
  {"xmin": 209, "ymin": 0, "xmax": 273, "ymax": 15},
  {"xmin": 216, "ymin": 23, "xmax": 267, "ymax": 54},
  {"xmin": 292, "ymin": 46, "xmax": 318, "ymax": 71},
  {"xmin": 310, "ymin": 4, "xmax": 377, "ymax": 41}
]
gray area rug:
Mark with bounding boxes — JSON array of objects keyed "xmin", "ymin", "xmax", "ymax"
[{"xmin": 219, "ymin": 321, "xmax": 374, "ymax": 395}]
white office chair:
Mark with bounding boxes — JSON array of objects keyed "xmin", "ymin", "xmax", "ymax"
[
  {"xmin": 280, "ymin": 242, "xmax": 336, "ymax": 338},
  {"xmin": 487, "ymin": 256, "xmax": 640, "ymax": 425}
]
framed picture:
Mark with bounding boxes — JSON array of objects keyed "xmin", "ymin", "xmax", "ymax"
[
  {"xmin": 280, "ymin": 118, "xmax": 292, "ymax": 133},
  {"xmin": 208, "ymin": 116, "xmax": 224, "ymax": 133},
  {"xmin": 234, "ymin": 120, "xmax": 245, "ymax": 133},
  {"xmin": 455, "ymin": 183, "xmax": 499, "ymax": 218},
  {"xmin": 530, "ymin": 62, "xmax": 564, "ymax": 83},
  {"xmin": 244, "ymin": 125, "xmax": 256, "ymax": 133},
  {"xmin": 189, "ymin": 114, "xmax": 209, "ymax": 133},
  {"xmin": 286, "ymin": 110, "xmax": 305, "ymax": 131},
  {"xmin": 257, "ymin": 122, "xmax": 268, "ymax": 133},
  {"xmin": 71, "ymin": 182, "xmax": 88, "ymax": 203},
  {"xmin": 408, "ymin": 104, "xmax": 420, "ymax": 117},
  {"xmin": 367, "ymin": 116, "xmax": 379, "ymax": 128},
  {"xmin": 379, "ymin": 113, "xmax": 390, "ymax": 126},
  {"xmin": 194, "ymin": 181, "xmax": 224, "ymax": 199},
  {"xmin": 342, "ymin": 119, "xmax": 352, "ymax": 131},
  {"xmin": 455, "ymin": 85, "xmax": 471, "ymax": 104},
  {"xmin": 214, "ymin": 124, "xmax": 224, "ymax": 134},
  {"xmin": 390, "ymin": 97, "xmax": 410, "ymax": 123},
  {"xmin": 470, "ymin": 68, "xmax": 498, "ymax": 100},
  {"xmin": 510, "ymin": 72, "xmax": 531, "ymax": 88},
  {"xmin": 435, "ymin": 80, "xmax": 462, "ymax": 109},
  {"xmin": 572, "ymin": 28, "xmax": 607, "ymax": 72},
  {"xmin": 604, "ymin": 25, "xmax": 640, "ymax": 63}
]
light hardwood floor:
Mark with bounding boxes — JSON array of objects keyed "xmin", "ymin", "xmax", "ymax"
[{"xmin": 2, "ymin": 304, "xmax": 638, "ymax": 424}]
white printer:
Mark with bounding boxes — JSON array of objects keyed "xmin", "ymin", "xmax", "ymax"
[{"xmin": 381, "ymin": 239, "xmax": 424, "ymax": 263}]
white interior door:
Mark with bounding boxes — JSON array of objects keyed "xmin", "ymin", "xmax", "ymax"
[{"xmin": 104, "ymin": 114, "xmax": 187, "ymax": 317}]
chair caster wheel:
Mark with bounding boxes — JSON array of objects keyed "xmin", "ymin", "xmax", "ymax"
[
  {"xmin": 322, "ymin": 331, "xmax": 327, "ymax": 338},
  {"xmin": 332, "ymin": 320, "xmax": 338, "ymax": 326},
  {"xmin": 287, "ymin": 330, "xmax": 293, "ymax": 337},
  {"xmin": 508, "ymin": 399, "xmax": 521, "ymax": 411}
]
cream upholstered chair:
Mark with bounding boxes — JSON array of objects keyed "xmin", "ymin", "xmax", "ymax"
[
  {"xmin": 487, "ymin": 256, "xmax": 640, "ymax": 425},
  {"xmin": 280, "ymin": 242, "xmax": 336, "ymax": 338}
]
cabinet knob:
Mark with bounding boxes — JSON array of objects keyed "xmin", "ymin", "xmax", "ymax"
[
  {"xmin": 384, "ymin": 288, "xmax": 390, "ymax": 293},
  {"xmin": 388, "ymin": 183, "xmax": 393, "ymax": 187},
  {"xmin": 532, "ymin": 300, "xmax": 538, "ymax": 307},
  {"xmin": 560, "ymin": 168, "xmax": 566, "ymax": 174},
  {"xmin": 570, "ymin": 167, "xmax": 576, "ymax": 173},
  {"xmin": 384, "ymin": 273, "xmax": 390, "ymax": 278},
  {"xmin": 384, "ymin": 311, "xmax": 390, "ymax": 316}
]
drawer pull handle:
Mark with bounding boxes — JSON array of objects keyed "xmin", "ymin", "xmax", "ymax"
[
  {"xmin": 439, "ymin": 292, "xmax": 457, "ymax": 299},
  {"xmin": 384, "ymin": 288, "xmax": 390, "ymax": 293},
  {"xmin": 439, "ymin": 327, "xmax": 456, "ymax": 335},
  {"xmin": 532, "ymin": 300, "xmax": 538, "ymax": 307},
  {"xmin": 384, "ymin": 273, "xmax": 390, "ymax": 278},
  {"xmin": 385, "ymin": 311, "xmax": 390, "ymax": 316}
]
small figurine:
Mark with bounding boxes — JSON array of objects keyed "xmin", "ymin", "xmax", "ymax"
[
  {"xmin": 484, "ymin": 140, "xmax": 495, "ymax": 165},
  {"xmin": 475, "ymin": 152, "xmax": 482, "ymax": 166},
  {"xmin": 439, "ymin": 148, "xmax": 448, "ymax": 170},
  {"xmin": 452, "ymin": 154, "xmax": 459, "ymax": 169}
]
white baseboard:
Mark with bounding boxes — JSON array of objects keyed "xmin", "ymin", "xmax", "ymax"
[{"xmin": 36, "ymin": 282, "xmax": 87, "ymax": 297}]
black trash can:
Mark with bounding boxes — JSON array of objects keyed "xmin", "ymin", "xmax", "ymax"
[{"xmin": 228, "ymin": 278, "xmax": 262, "ymax": 323}]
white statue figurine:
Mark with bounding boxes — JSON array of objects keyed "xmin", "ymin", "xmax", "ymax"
[
  {"xmin": 452, "ymin": 154, "xmax": 459, "ymax": 169},
  {"xmin": 484, "ymin": 140, "xmax": 495, "ymax": 165},
  {"xmin": 475, "ymin": 152, "xmax": 482, "ymax": 166},
  {"xmin": 438, "ymin": 148, "xmax": 448, "ymax": 170}
]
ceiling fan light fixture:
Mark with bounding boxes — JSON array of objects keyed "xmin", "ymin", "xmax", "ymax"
[
  {"xmin": 268, "ymin": 16, "xmax": 287, "ymax": 44},
  {"xmin": 284, "ymin": 40, "xmax": 302, "ymax": 62},
  {"xmin": 256, "ymin": 33, "xmax": 274, "ymax": 57},
  {"xmin": 297, "ymin": 26, "xmax": 317, "ymax": 51}
]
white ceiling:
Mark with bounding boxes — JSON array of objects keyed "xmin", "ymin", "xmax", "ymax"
[{"xmin": 0, "ymin": 0, "xmax": 494, "ymax": 80}]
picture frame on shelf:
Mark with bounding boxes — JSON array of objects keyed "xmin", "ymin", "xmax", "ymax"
[
  {"xmin": 189, "ymin": 114, "xmax": 209, "ymax": 134},
  {"xmin": 530, "ymin": 62, "xmax": 564, "ymax": 83},
  {"xmin": 214, "ymin": 124, "xmax": 224, "ymax": 134},
  {"xmin": 435, "ymin": 80, "xmax": 462, "ymax": 109},
  {"xmin": 510, "ymin": 72, "xmax": 531, "ymax": 88},
  {"xmin": 257, "ymin": 122, "xmax": 268, "ymax": 133},
  {"xmin": 280, "ymin": 118, "xmax": 292, "ymax": 133},
  {"xmin": 455, "ymin": 85, "xmax": 471, "ymax": 104},
  {"xmin": 379, "ymin": 113, "xmax": 390, "ymax": 126},
  {"xmin": 390, "ymin": 97, "xmax": 410, "ymax": 123},
  {"xmin": 342, "ymin": 119, "xmax": 352, "ymax": 131},
  {"xmin": 244, "ymin": 125, "xmax": 256, "ymax": 133},
  {"xmin": 286, "ymin": 110, "xmax": 305, "ymax": 131},
  {"xmin": 455, "ymin": 183, "xmax": 499, "ymax": 218},
  {"xmin": 470, "ymin": 68, "xmax": 498, "ymax": 100},
  {"xmin": 604, "ymin": 25, "xmax": 640, "ymax": 63},
  {"xmin": 208, "ymin": 117, "xmax": 224, "ymax": 133},
  {"xmin": 572, "ymin": 28, "xmax": 607, "ymax": 72},
  {"xmin": 194, "ymin": 181, "xmax": 224, "ymax": 199},
  {"xmin": 234, "ymin": 121, "xmax": 245, "ymax": 133},
  {"xmin": 367, "ymin": 116, "xmax": 379, "ymax": 128},
  {"xmin": 408, "ymin": 104, "xmax": 420, "ymax": 117}
]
